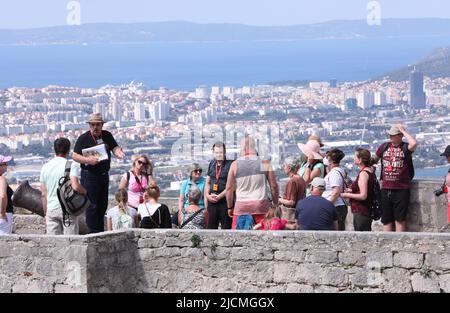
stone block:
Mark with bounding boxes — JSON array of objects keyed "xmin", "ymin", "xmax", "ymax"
[
  {"xmin": 338, "ymin": 250, "xmax": 366, "ymax": 266},
  {"xmin": 274, "ymin": 250, "xmax": 305, "ymax": 263},
  {"xmin": 320, "ymin": 267, "xmax": 349, "ymax": 287},
  {"xmin": 438, "ymin": 274, "xmax": 450, "ymax": 293},
  {"xmin": 314, "ymin": 285, "xmax": 340, "ymax": 293},
  {"xmin": 285, "ymin": 283, "xmax": 314, "ymax": 293},
  {"xmin": 425, "ymin": 253, "xmax": 450, "ymax": 271},
  {"xmin": 411, "ymin": 272, "xmax": 440, "ymax": 293},
  {"xmin": 393, "ymin": 252, "xmax": 424, "ymax": 269},
  {"xmin": 305, "ymin": 249, "xmax": 338, "ymax": 264},
  {"xmin": 12, "ymin": 278, "xmax": 53, "ymax": 293},
  {"xmin": 382, "ymin": 268, "xmax": 412, "ymax": 293},
  {"xmin": 230, "ymin": 248, "xmax": 273, "ymax": 261},
  {"xmin": 138, "ymin": 238, "xmax": 166, "ymax": 248},
  {"xmin": 366, "ymin": 250, "xmax": 393, "ymax": 268},
  {"xmin": 274, "ymin": 262, "xmax": 297, "ymax": 283}
]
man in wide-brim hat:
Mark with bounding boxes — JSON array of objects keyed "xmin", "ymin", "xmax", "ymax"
[{"xmin": 72, "ymin": 113, "xmax": 125, "ymax": 233}]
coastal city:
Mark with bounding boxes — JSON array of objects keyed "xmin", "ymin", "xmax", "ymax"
[{"xmin": 1, "ymin": 69, "xmax": 449, "ymax": 198}]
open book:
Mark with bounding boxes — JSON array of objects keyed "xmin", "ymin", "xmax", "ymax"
[{"xmin": 82, "ymin": 144, "xmax": 108, "ymax": 162}]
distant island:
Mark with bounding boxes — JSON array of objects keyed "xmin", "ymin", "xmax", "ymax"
[{"xmin": 2, "ymin": 18, "xmax": 450, "ymax": 46}]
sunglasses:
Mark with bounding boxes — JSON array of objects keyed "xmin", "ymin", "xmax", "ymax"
[
  {"xmin": 193, "ymin": 170, "xmax": 202, "ymax": 174},
  {"xmin": 89, "ymin": 123, "xmax": 103, "ymax": 127},
  {"xmin": 137, "ymin": 160, "xmax": 148, "ymax": 165}
]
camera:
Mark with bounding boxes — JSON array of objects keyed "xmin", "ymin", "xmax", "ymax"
[{"xmin": 434, "ymin": 185, "xmax": 447, "ymax": 197}]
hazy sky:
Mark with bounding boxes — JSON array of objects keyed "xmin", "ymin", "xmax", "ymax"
[{"xmin": 1, "ymin": 0, "xmax": 450, "ymax": 28}]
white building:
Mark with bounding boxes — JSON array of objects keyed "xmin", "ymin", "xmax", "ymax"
[
  {"xmin": 374, "ymin": 91, "xmax": 387, "ymax": 106},
  {"xmin": 110, "ymin": 100, "xmax": 122, "ymax": 122},
  {"xmin": 309, "ymin": 82, "xmax": 330, "ymax": 89},
  {"xmin": 149, "ymin": 101, "xmax": 170, "ymax": 122},
  {"xmin": 195, "ymin": 86, "xmax": 210, "ymax": 100},
  {"xmin": 134, "ymin": 102, "xmax": 146, "ymax": 121},
  {"xmin": 357, "ymin": 92, "xmax": 375, "ymax": 110},
  {"xmin": 93, "ymin": 102, "xmax": 108, "ymax": 118},
  {"xmin": 223, "ymin": 86, "xmax": 235, "ymax": 99},
  {"xmin": 211, "ymin": 86, "xmax": 221, "ymax": 96}
]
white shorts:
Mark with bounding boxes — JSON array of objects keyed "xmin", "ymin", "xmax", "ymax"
[{"xmin": 0, "ymin": 213, "xmax": 13, "ymax": 235}]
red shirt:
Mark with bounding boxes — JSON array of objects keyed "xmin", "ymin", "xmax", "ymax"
[
  {"xmin": 260, "ymin": 218, "xmax": 287, "ymax": 230},
  {"xmin": 376, "ymin": 142, "xmax": 413, "ymax": 190},
  {"xmin": 283, "ymin": 174, "xmax": 306, "ymax": 208},
  {"xmin": 350, "ymin": 169, "xmax": 375, "ymax": 216}
]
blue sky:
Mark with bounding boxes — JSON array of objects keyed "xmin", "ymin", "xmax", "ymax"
[{"xmin": 1, "ymin": 0, "xmax": 450, "ymax": 28}]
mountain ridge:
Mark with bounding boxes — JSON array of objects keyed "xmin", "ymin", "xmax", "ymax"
[{"xmin": 3, "ymin": 18, "xmax": 450, "ymax": 45}]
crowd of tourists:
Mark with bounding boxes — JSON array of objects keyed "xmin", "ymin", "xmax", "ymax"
[{"xmin": 1, "ymin": 113, "xmax": 449, "ymax": 235}]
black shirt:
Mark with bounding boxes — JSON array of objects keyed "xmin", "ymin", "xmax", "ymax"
[
  {"xmin": 139, "ymin": 204, "xmax": 172, "ymax": 229},
  {"xmin": 6, "ymin": 184, "xmax": 13, "ymax": 214},
  {"xmin": 207, "ymin": 159, "xmax": 233, "ymax": 205},
  {"xmin": 74, "ymin": 130, "xmax": 118, "ymax": 174}
]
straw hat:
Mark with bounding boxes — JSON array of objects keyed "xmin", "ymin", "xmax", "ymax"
[
  {"xmin": 87, "ymin": 113, "xmax": 105, "ymax": 124},
  {"xmin": 297, "ymin": 140, "xmax": 323, "ymax": 160},
  {"xmin": 308, "ymin": 134, "xmax": 325, "ymax": 147},
  {"xmin": 387, "ymin": 126, "xmax": 402, "ymax": 136}
]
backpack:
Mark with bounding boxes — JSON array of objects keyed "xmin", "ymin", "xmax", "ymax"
[
  {"xmin": 114, "ymin": 213, "xmax": 133, "ymax": 230},
  {"xmin": 57, "ymin": 161, "xmax": 90, "ymax": 226},
  {"xmin": 363, "ymin": 169, "xmax": 382, "ymax": 221},
  {"xmin": 379, "ymin": 142, "xmax": 415, "ymax": 181}
]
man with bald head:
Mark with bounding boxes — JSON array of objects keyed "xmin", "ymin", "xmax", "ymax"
[{"xmin": 226, "ymin": 136, "xmax": 279, "ymax": 229}]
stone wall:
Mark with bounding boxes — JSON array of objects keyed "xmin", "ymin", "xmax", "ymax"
[
  {"xmin": 1, "ymin": 229, "xmax": 449, "ymax": 293},
  {"xmin": 0, "ymin": 234, "xmax": 88, "ymax": 293}
]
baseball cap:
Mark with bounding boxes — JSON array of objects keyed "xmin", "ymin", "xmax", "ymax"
[{"xmin": 310, "ymin": 177, "xmax": 326, "ymax": 188}]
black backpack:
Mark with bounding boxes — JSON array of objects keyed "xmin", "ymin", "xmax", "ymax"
[
  {"xmin": 363, "ymin": 169, "xmax": 382, "ymax": 221},
  {"xmin": 379, "ymin": 142, "xmax": 415, "ymax": 181},
  {"xmin": 57, "ymin": 161, "xmax": 90, "ymax": 226}
]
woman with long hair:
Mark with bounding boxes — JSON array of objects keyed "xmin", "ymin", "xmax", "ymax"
[
  {"xmin": 106, "ymin": 189, "xmax": 138, "ymax": 230},
  {"xmin": 119, "ymin": 154, "xmax": 154, "ymax": 210},
  {"xmin": 138, "ymin": 182, "xmax": 172, "ymax": 229},
  {"xmin": 341, "ymin": 148, "xmax": 377, "ymax": 231}
]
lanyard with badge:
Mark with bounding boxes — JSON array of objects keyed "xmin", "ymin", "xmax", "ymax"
[
  {"xmin": 90, "ymin": 131, "xmax": 104, "ymax": 146},
  {"xmin": 85, "ymin": 131, "xmax": 109, "ymax": 163},
  {"xmin": 212, "ymin": 162, "xmax": 223, "ymax": 193}
]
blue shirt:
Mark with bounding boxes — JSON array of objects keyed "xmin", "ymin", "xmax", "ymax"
[
  {"xmin": 180, "ymin": 176, "xmax": 206, "ymax": 209},
  {"xmin": 295, "ymin": 195, "xmax": 337, "ymax": 231}
]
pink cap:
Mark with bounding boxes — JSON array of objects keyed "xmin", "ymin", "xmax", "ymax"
[{"xmin": 0, "ymin": 155, "xmax": 12, "ymax": 163}]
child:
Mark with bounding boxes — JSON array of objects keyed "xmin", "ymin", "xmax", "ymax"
[
  {"xmin": 106, "ymin": 189, "xmax": 138, "ymax": 231},
  {"xmin": 253, "ymin": 206, "xmax": 295, "ymax": 230},
  {"xmin": 138, "ymin": 182, "xmax": 172, "ymax": 229}
]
